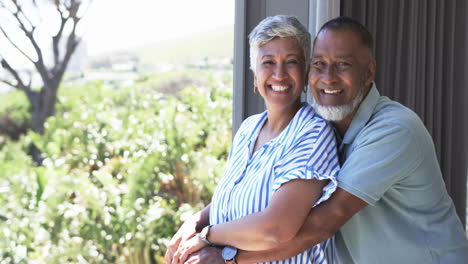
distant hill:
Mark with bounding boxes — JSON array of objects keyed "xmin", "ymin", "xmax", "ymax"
[{"xmin": 90, "ymin": 25, "xmax": 234, "ymax": 67}]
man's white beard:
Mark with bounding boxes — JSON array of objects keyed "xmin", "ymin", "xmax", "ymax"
[{"xmin": 312, "ymin": 85, "xmax": 365, "ymax": 122}]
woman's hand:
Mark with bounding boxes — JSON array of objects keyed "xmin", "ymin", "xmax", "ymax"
[
  {"xmin": 165, "ymin": 220, "xmax": 198, "ymax": 264},
  {"xmin": 172, "ymin": 234, "xmax": 208, "ymax": 264},
  {"xmin": 165, "ymin": 205, "xmax": 211, "ymax": 264}
]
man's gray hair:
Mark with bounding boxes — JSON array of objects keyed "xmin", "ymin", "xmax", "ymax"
[{"xmin": 248, "ymin": 15, "xmax": 311, "ymax": 74}]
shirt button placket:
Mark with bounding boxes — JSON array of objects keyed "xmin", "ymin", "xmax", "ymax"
[{"xmin": 223, "ymin": 141, "xmax": 255, "ymax": 221}]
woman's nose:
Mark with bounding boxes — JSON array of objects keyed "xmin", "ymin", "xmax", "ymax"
[{"xmin": 273, "ymin": 64, "xmax": 287, "ymax": 80}]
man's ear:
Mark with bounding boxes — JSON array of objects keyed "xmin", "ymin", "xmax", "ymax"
[
  {"xmin": 366, "ymin": 59, "xmax": 376, "ymax": 87},
  {"xmin": 253, "ymin": 74, "xmax": 258, "ymax": 88}
]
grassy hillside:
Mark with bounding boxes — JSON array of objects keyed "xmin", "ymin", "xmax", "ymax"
[{"xmin": 92, "ymin": 25, "xmax": 234, "ymax": 67}]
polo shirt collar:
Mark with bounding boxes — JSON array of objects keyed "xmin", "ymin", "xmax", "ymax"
[{"xmin": 342, "ymin": 83, "xmax": 380, "ymax": 145}]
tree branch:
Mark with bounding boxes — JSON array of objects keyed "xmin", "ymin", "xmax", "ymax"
[
  {"xmin": 15, "ymin": 3, "xmax": 36, "ymax": 32},
  {"xmin": 7, "ymin": 0, "xmax": 49, "ymax": 84},
  {"xmin": 52, "ymin": 2, "xmax": 69, "ymax": 66},
  {"xmin": 0, "ymin": 26, "xmax": 36, "ymax": 64},
  {"xmin": 0, "ymin": 57, "xmax": 31, "ymax": 93},
  {"xmin": 52, "ymin": 0, "xmax": 85, "ymax": 81},
  {"xmin": 0, "ymin": 79, "xmax": 16, "ymax": 89}
]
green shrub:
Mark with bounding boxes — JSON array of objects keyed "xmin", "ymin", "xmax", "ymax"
[{"xmin": 0, "ymin": 69, "xmax": 232, "ymax": 263}]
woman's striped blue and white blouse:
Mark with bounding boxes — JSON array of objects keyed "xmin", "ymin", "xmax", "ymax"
[{"xmin": 210, "ymin": 103, "xmax": 340, "ymax": 264}]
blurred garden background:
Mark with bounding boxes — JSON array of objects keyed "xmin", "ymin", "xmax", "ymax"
[{"xmin": 0, "ymin": 0, "xmax": 234, "ymax": 263}]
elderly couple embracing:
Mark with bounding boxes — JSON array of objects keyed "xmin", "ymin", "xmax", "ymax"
[{"xmin": 165, "ymin": 15, "xmax": 468, "ymax": 264}]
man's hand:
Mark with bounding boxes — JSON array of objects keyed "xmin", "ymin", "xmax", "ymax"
[{"xmin": 184, "ymin": 247, "xmax": 224, "ymax": 264}]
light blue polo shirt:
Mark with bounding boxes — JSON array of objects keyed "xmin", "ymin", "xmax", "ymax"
[{"xmin": 335, "ymin": 84, "xmax": 468, "ymax": 263}]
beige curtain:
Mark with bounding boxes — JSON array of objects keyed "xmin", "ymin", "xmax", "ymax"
[{"xmin": 341, "ymin": 0, "xmax": 468, "ymax": 226}]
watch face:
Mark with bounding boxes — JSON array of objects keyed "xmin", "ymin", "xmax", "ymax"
[{"xmin": 222, "ymin": 246, "xmax": 238, "ymax": 260}]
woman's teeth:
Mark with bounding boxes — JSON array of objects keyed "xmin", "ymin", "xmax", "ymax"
[
  {"xmin": 271, "ymin": 85, "xmax": 289, "ymax": 91},
  {"xmin": 323, "ymin": 89, "xmax": 341, "ymax": 94}
]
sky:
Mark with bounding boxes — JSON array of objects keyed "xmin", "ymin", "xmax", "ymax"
[
  {"xmin": 0, "ymin": 0, "xmax": 235, "ymax": 66},
  {"xmin": 81, "ymin": 0, "xmax": 235, "ymax": 56}
]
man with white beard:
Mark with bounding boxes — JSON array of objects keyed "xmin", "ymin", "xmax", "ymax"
[
  {"xmin": 305, "ymin": 17, "xmax": 468, "ymax": 263},
  {"xmin": 183, "ymin": 16, "xmax": 468, "ymax": 264}
]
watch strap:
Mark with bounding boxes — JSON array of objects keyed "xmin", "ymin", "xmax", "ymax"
[
  {"xmin": 225, "ymin": 258, "xmax": 237, "ymax": 264},
  {"xmin": 199, "ymin": 225, "xmax": 215, "ymax": 246}
]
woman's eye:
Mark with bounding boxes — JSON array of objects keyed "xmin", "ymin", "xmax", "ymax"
[
  {"xmin": 287, "ymin": 60, "xmax": 298, "ymax": 64},
  {"xmin": 262, "ymin": 60, "xmax": 274, "ymax": 65}
]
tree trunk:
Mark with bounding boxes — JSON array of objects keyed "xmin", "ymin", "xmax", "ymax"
[
  {"xmin": 0, "ymin": 0, "xmax": 89, "ymax": 164},
  {"xmin": 28, "ymin": 85, "xmax": 58, "ymax": 164}
]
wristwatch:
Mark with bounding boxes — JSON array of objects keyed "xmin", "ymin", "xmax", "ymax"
[
  {"xmin": 222, "ymin": 246, "xmax": 238, "ymax": 264},
  {"xmin": 199, "ymin": 225, "xmax": 215, "ymax": 246}
]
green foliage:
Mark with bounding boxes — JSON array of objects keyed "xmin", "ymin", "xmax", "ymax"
[
  {"xmin": 0, "ymin": 91, "xmax": 31, "ymax": 140},
  {"xmin": 0, "ymin": 69, "xmax": 232, "ymax": 263},
  {"xmin": 0, "ymin": 90, "xmax": 29, "ymax": 114}
]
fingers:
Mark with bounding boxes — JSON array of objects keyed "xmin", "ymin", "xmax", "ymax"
[
  {"xmin": 184, "ymin": 254, "xmax": 200, "ymax": 264},
  {"xmin": 164, "ymin": 249, "xmax": 171, "ymax": 264},
  {"xmin": 172, "ymin": 249, "xmax": 181, "ymax": 264},
  {"xmin": 172, "ymin": 245, "xmax": 194, "ymax": 264},
  {"xmin": 178, "ymin": 248, "xmax": 192, "ymax": 264},
  {"xmin": 165, "ymin": 246, "xmax": 175, "ymax": 264},
  {"xmin": 165, "ymin": 236, "xmax": 182, "ymax": 264},
  {"xmin": 166, "ymin": 223, "xmax": 198, "ymax": 264},
  {"xmin": 173, "ymin": 236, "xmax": 205, "ymax": 264}
]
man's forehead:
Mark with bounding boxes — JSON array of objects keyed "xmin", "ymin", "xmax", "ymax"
[
  {"xmin": 316, "ymin": 29, "xmax": 361, "ymax": 45},
  {"xmin": 318, "ymin": 28, "xmax": 362, "ymax": 39},
  {"xmin": 312, "ymin": 54, "xmax": 353, "ymax": 59},
  {"xmin": 312, "ymin": 30, "xmax": 368, "ymax": 57}
]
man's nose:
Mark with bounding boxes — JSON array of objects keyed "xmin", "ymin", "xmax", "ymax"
[{"xmin": 322, "ymin": 65, "xmax": 338, "ymax": 84}]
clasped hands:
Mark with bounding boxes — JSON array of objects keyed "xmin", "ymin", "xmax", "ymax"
[
  {"xmin": 165, "ymin": 222, "xmax": 223, "ymax": 264},
  {"xmin": 171, "ymin": 232, "xmax": 209, "ymax": 264}
]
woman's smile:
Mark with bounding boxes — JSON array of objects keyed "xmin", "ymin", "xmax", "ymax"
[{"xmin": 254, "ymin": 37, "xmax": 306, "ymax": 112}]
